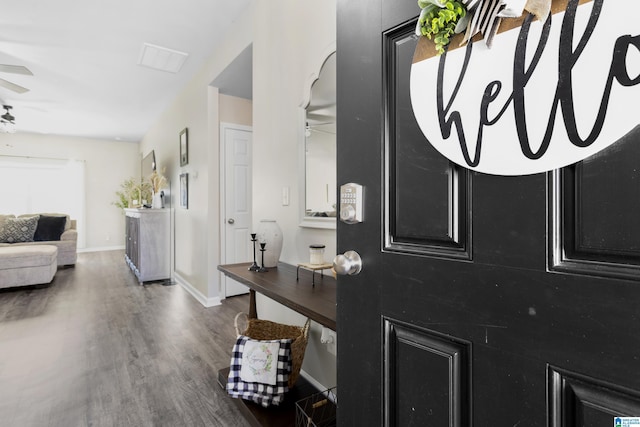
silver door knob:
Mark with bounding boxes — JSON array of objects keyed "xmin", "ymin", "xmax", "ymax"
[
  {"xmin": 333, "ymin": 250, "xmax": 362, "ymax": 275},
  {"xmin": 228, "ymin": 218, "xmax": 235, "ymax": 224}
]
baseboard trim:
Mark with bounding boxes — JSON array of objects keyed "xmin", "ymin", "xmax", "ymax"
[
  {"xmin": 174, "ymin": 272, "xmax": 221, "ymax": 308},
  {"xmin": 78, "ymin": 245, "xmax": 125, "ymax": 253}
]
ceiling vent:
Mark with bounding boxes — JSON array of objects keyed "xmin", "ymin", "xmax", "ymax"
[{"xmin": 137, "ymin": 43, "xmax": 189, "ymax": 73}]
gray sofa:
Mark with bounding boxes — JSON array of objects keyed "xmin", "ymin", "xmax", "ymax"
[
  {"xmin": 0, "ymin": 245, "xmax": 58, "ymax": 289},
  {"xmin": 0, "ymin": 214, "xmax": 78, "ymax": 266}
]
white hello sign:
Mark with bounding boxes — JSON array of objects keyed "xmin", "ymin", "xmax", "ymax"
[{"xmin": 410, "ymin": 0, "xmax": 640, "ymax": 175}]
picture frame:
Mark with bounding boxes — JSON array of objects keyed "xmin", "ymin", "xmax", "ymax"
[
  {"xmin": 179, "ymin": 128, "xmax": 188, "ymax": 166},
  {"xmin": 180, "ymin": 173, "xmax": 188, "ymax": 209}
]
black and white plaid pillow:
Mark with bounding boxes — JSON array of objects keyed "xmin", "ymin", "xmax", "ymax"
[{"xmin": 226, "ymin": 335, "xmax": 292, "ymax": 407}]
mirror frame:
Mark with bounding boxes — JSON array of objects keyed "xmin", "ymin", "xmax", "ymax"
[{"xmin": 299, "ymin": 45, "xmax": 337, "ymax": 229}]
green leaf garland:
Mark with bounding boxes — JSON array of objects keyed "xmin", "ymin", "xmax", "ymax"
[{"xmin": 416, "ymin": 1, "xmax": 467, "ymax": 55}]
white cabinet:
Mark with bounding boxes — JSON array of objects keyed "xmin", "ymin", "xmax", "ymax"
[{"xmin": 124, "ymin": 208, "xmax": 170, "ymax": 283}]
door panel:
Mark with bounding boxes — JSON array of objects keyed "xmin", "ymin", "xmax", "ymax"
[
  {"xmin": 549, "ymin": 367, "xmax": 640, "ymax": 426},
  {"xmin": 222, "ymin": 125, "xmax": 252, "ymax": 297},
  {"xmin": 384, "ymin": 319, "xmax": 472, "ymax": 426},
  {"xmin": 337, "ymin": 0, "xmax": 640, "ymax": 425},
  {"xmin": 385, "ymin": 27, "xmax": 471, "ymax": 260},
  {"xmin": 551, "ymin": 128, "xmax": 640, "ymax": 280}
]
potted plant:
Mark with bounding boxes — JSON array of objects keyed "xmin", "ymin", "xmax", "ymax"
[
  {"xmin": 113, "ymin": 178, "xmax": 152, "ymax": 211},
  {"xmin": 148, "ymin": 169, "xmax": 168, "ymax": 208}
]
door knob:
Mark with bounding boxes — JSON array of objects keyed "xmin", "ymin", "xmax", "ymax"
[
  {"xmin": 227, "ymin": 218, "xmax": 235, "ymax": 224},
  {"xmin": 333, "ymin": 250, "xmax": 362, "ymax": 276}
]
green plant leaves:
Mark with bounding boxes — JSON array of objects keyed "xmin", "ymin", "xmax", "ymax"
[{"xmin": 417, "ymin": 0, "xmax": 467, "ymax": 55}]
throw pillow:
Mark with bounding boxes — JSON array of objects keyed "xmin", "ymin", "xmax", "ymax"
[
  {"xmin": 0, "ymin": 214, "xmax": 15, "ymax": 230},
  {"xmin": 19, "ymin": 213, "xmax": 70, "ymax": 231},
  {"xmin": 0, "ymin": 216, "xmax": 39, "ymax": 243},
  {"xmin": 240, "ymin": 339, "xmax": 282, "ymax": 385},
  {"xmin": 227, "ymin": 336, "xmax": 292, "ymax": 407},
  {"xmin": 34, "ymin": 215, "xmax": 67, "ymax": 241}
]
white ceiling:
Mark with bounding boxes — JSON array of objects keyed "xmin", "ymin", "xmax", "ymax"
[{"xmin": 0, "ymin": 0, "xmax": 251, "ymax": 142}]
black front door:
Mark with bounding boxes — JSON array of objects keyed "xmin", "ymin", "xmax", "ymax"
[{"xmin": 336, "ymin": 0, "xmax": 640, "ymax": 425}]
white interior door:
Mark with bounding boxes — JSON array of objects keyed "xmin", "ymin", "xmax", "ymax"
[{"xmin": 221, "ymin": 124, "xmax": 252, "ymax": 297}]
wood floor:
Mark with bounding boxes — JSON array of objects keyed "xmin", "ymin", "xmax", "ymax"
[{"xmin": 0, "ymin": 250, "xmax": 252, "ymax": 427}]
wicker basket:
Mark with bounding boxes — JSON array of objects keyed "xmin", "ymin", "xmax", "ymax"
[{"xmin": 234, "ymin": 312, "xmax": 311, "ymax": 388}]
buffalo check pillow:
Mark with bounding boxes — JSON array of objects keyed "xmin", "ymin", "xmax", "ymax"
[{"xmin": 226, "ymin": 335, "xmax": 292, "ymax": 407}]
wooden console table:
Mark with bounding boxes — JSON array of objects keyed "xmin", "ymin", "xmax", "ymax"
[
  {"xmin": 217, "ymin": 262, "xmax": 336, "ymax": 331},
  {"xmin": 217, "ymin": 262, "xmax": 337, "ymax": 426}
]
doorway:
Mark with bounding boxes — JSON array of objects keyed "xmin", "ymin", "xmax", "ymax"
[
  {"xmin": 213, "ymin": 44, "xmax": 253, "ymax": 299},
  {"xmin": 220, "ymin": 123, "xmax": 252, "ymax": 298}
]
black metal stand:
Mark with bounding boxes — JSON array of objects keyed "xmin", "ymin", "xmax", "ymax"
[
  {"xmin": 248, "ymin": 233, "xmax": 260, "ymax": 271},
  {"xmin": 258, "ymin": 242, "xmax": 268, "ymax": 272}
]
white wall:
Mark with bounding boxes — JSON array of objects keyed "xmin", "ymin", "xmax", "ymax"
[
  {"xmin": 141, "ymin": 0, "xmax": 337, "ymax": 391},
  {"xmin": 252, "ymin": 1, "xmax": 337, "ymax": 265},
  {"xmin": 140, "ymin": 11, "xmax": 253, "ymax": 305},
  {"xmin": 252, "ymin": 0, "xmax": 337, "ymax": 391},
  {"xmin": 0, "ymin": 132, "xmax": 139, "ymax": 250},
  {"xmin": 219, "ymin": 94, "xmax": 252, "ymax": 125}
]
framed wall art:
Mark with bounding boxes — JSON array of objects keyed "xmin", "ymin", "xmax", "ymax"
[
  {"xmin": 179, "ymin": 128, "xmax": 188, "ymax": 166},
  {"xmin": 180, "ymin": 173, "xmax": 188, "ymax": 209}
]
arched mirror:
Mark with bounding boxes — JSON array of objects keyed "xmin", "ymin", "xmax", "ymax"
[{"xmin": 299, "ymin": 51, "xmax": 336, "ymax": 229}]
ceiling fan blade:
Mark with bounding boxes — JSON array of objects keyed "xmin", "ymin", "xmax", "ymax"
[
  {"xmin": 0, "ymin": 78, "xmax": 29, "ymax": 93},
  {"xmin": 0, "ymin": 64, "xmax": 33, "ymax": 75}
]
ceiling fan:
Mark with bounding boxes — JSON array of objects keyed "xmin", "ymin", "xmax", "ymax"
[
  {"xmin": 0, "ymin": 64, "xmax": 33, "ymax": 94},
  {"xmin": 0, "ymin": 105, "xmax": 16, "ymax": 133}
]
